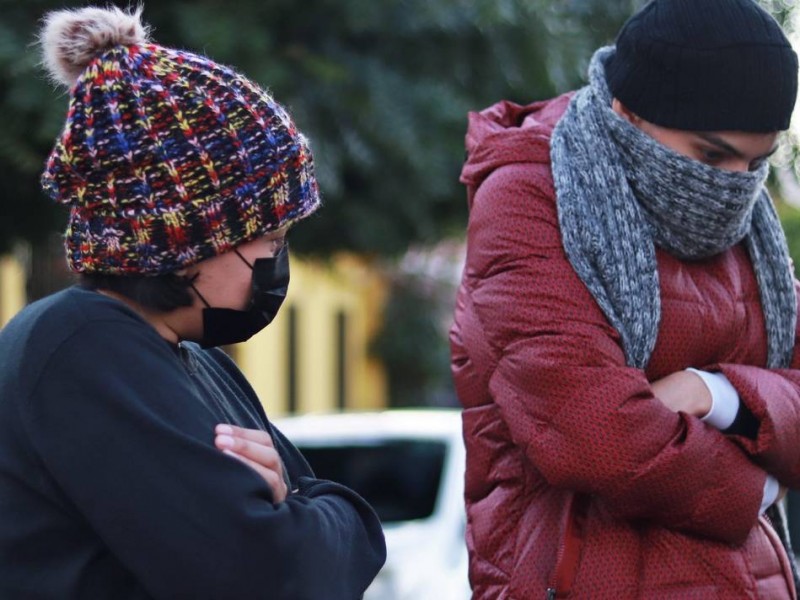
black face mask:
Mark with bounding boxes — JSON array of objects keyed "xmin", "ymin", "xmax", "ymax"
[{"xmin": 194, "ymin": 244, "xmax": 290, "ymax": 348}]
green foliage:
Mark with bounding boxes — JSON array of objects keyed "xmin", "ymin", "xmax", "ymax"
[
  {"xmin": 0, "ymin": 0, "xmax": 636, "ymax": 257},
  {"xmin": 779, "ymin": 206, "xmax": 800, "ymax": 278},
  {"xmin": 370, "ymin": 272, "xmax": 455, "ymax": 407}
]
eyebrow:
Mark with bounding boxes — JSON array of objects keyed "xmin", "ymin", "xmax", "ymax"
[{"xmin": 695, "ymin": 132, "xmax": 779, "ymax": 160}]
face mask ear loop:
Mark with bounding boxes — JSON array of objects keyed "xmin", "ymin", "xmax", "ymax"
[
  {"xmin": 233, "ymin": 248, "xmax": 254, "ymax": 269},
  {"xmin": 190, "ymin": 283, "xmax": 212, "ymax": 308}
]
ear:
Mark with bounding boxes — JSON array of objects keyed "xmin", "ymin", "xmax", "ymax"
[{"xmin": 612, "ymin": 98, "xmax": 641, "ymax": 125}]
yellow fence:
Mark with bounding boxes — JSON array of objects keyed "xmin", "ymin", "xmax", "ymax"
[{"xmin": 0, "ymin": 255, "xmax": 25, "ymax": 329}]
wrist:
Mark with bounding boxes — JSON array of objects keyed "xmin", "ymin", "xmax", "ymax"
[
  {"xmin": 686, "ymin": 368, "xmax": 740, "ymax": 428},
  {"xmin": 684, "ymin": 368, "xmax": 714, "ymax": 418}
]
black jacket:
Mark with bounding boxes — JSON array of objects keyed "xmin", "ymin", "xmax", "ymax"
[{"xmin": 0, "ymin": 286, "xmax": 385, "ymax": 599}]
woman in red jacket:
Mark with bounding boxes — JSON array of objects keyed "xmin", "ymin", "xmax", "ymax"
[{"xmin": 451, "ymin": 0, "xmax": 800, "ymax": 598}]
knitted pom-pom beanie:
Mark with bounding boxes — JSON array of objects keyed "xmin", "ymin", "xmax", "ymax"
[{"xmin": 40, "ymin": 6, "xmax": 320, "ymax": 275}]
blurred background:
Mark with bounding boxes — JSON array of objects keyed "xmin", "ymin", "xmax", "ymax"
[{"xmin": 2, "ymin": 1, "xmax": 800, "ymax": 596}]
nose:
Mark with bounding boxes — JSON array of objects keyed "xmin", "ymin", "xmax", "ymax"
[{"xmin": 724, "ymin": 160, "xmax": 752, "ymax": 173}]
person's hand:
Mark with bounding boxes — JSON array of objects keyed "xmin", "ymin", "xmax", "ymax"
[
  {"xmin": 214, "ymin": 424, "xmax": 288, "ymax": 503},
  {"xmin": 650, "ymin": 370, "xmax": 712, "ymax": 418}
]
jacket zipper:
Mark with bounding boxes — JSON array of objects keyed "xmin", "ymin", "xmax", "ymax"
[
  {"xmin": 545, "ymin": 535, "xmax": 569, "ymax": 600},
  {"xmin": 546, "ymin": 493, "xmax": 588, "ymax": 599}
]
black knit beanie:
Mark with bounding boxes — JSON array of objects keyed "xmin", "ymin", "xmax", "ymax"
[{"xmin": 606, "ymin": 0, "xmax": 798, "ymax": 132}]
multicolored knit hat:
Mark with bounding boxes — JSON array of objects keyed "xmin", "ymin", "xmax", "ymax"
[{"xmin": 40, "ymin": 6, "xmax": 320, "ymax": 275}]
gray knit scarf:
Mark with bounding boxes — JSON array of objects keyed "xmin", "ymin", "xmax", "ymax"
[
  {"xmin": 551, "ymin": 46, "xmax": 799, "ymax": 585},
  {"xmin": 551, "ymin": 46, "xmax": 796, "ymax": 371}
]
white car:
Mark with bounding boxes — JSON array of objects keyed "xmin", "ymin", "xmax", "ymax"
[{"xmin": 274, "ymin": 409, "xmax": 470, "ymax": 600}]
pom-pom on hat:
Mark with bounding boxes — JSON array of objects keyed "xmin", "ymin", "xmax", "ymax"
[
  {"xmin": 40, "ymin": 6, "xmax": 320, "ymax": 275},
  {"xmin": 605, "ymin": 0, "xmax": 799, "ymax": 133}
]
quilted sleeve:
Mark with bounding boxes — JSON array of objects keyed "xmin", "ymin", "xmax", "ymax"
[{"xmin": 711, "ymin": 285, "xmax": 800, "ymax": 488}]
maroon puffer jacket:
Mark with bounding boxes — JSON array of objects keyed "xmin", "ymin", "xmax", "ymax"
[{"xmin": 450, "ymin": 94, "xmax": 800, "ymax": 599}]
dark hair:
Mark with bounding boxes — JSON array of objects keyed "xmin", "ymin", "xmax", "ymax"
[{"xmin": 80, "ymin": 272, "xmax": 196, "ymax": 312}]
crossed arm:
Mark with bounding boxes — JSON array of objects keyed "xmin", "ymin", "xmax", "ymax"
[
  {"xmin": 651, "ymin": 369, "xmax": 785, "ymax": 510},
  {"xmin": 459, "ymin": 163, "xmax": 800, "ymax": 544},
  {"xmin": 24, "ymin": 321, "xmax": 385, "ymax": 599}
]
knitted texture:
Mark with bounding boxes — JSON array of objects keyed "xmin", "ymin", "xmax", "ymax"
[
  {"xmin": 551, "ymin": 47, "xmax": 797, "ymax": 370},
  {"xmin": 606, "ymin": 0, "xmax": 798, "ymax": 132},
  {"xmin": 613, "ymin": 119, "xmax": 768, "ymax": 260},
  {"xmin": 41, "ymin": 28, "xmax": 320, "ymax": 275}
]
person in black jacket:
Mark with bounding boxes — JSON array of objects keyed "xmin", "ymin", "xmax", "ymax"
[{"xmin": 0, "ymin": 6, "xmax": 385, "ymax": 599}]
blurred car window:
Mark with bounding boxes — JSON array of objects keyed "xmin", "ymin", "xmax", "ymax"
[
  {"xmin": 274, "ymin": 410, "xmax": 470, "ymax": 600},
  {"xmin": 298, "ymin": 440, "xmax": 447, "ymax": 523}
]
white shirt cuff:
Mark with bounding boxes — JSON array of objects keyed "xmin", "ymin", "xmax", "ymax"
[
  {"xmin": 685, "ymin": 368, "xmax": 740, "ymax": 430},
  {"xmin": 760, "ymin": 475, "xmax": 780, "ymax": 515}
]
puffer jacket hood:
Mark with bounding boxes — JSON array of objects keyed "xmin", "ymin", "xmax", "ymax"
[{"xmin": 460, "ymin": 94, "xmax": 572, "ymax": 206}]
